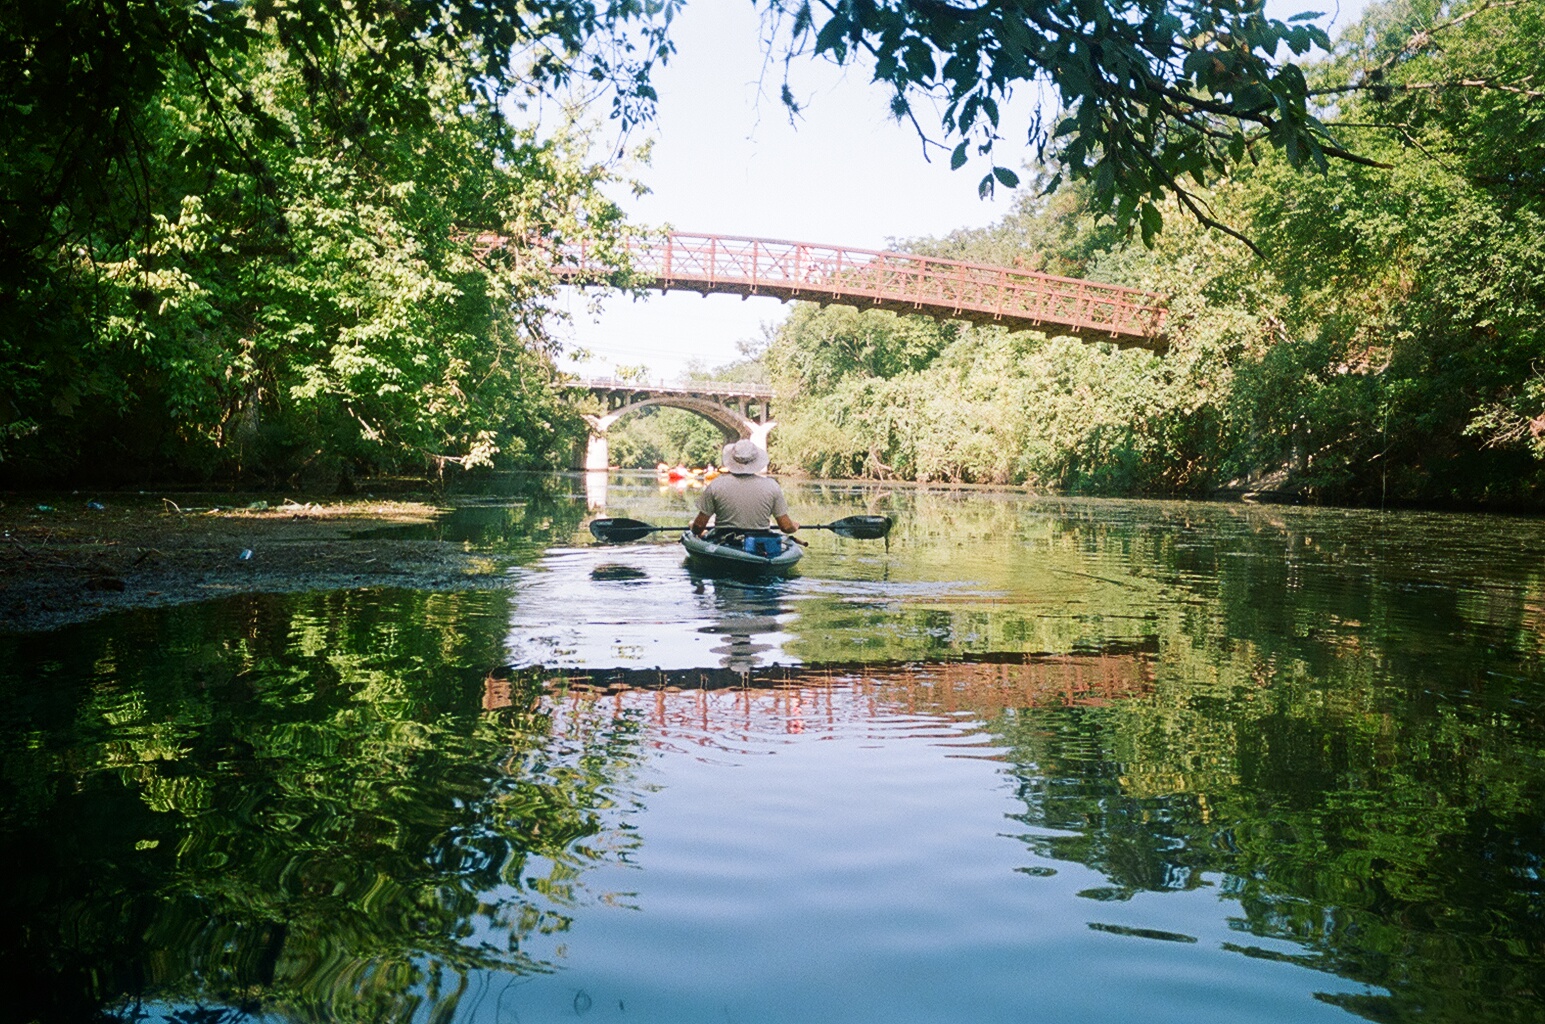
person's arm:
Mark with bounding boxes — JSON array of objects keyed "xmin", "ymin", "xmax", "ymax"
[
  {"xmin": 693, "ymin": 482, "xmax": 718, "ymax": 536},
  {"xmin": 769, "ymin": 483, "xmax": 795, "ymax": 534}
]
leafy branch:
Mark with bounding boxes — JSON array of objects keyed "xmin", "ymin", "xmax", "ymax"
[{"xmin": 758, "ymin": 0, "xmax": 1347, "ymax": 240}]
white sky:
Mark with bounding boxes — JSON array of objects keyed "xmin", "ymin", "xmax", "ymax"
[{"xmin": 552, "ymin": 0, "xmax": 1367, "ymax": 384}]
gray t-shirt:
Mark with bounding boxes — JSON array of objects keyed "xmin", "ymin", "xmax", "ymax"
[{"xmin": 696, "ymin": 474, "xmax": 789, "ymax": 529}]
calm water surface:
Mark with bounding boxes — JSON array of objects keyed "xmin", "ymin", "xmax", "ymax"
[{"xmin": 3, "ymin": 475, "xmax": 1543, "ymax": 1023}]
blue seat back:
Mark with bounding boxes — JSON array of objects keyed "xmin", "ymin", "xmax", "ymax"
[{"xmin": 744, "ymin": 535, "xmax": 783, "ymax": 558}]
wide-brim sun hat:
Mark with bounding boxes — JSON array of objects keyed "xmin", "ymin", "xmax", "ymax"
[{"xmin": 721, "ymin": 439, "xmax": 770, "ymax": 475}]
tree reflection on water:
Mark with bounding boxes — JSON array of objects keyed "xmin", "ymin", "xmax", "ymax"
[
  {"xmin": 3, "ymin": 483, "xmax": 1545, "ymax": 1023},
  {"xmin": 0, "ymin": 591, "xmax": 649, "ymax": 1023}
]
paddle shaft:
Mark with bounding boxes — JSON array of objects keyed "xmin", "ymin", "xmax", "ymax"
[{"xmin": 590, "ymin": 514, "xmax": 890, "ymax": 543}]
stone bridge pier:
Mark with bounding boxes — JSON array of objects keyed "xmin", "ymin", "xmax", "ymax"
[{"xmin": 577, "ymin": 380, "xmax": 776, "ymax": 471}]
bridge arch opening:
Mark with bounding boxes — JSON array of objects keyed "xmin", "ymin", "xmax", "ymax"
[{"xmin": 581, "ymin": 392, "xmax": 775, "ymax": 471}]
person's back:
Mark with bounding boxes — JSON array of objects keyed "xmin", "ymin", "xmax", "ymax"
[
  {"xmin": 691, "ymin": 439, "xmax": 798, "ymax": 536},
  {"xmin": 698, "ymin": 473, "xmax": 787, "ymax": 530}
]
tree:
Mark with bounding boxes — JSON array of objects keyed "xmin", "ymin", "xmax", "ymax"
[
  {"xmin": 0, "ymin": 0, "xmax": 680, "ymax": 481},
  {"xmin": 1228, "ymin": 0, "xmax": 1545, "ymax": 502},
  {"xmin": 758, "ymin": 0, "xmax": 1537, "ymax": 247},
  {"xmin": 765, "ymin": 0, "xmax": 1545, "ymax": 506},
  {"xmin": 0, "ymin": 0, "xmax": 677, "ymax": 273},
  {"xmin": 609, "ymin": 406, "xmax": 728, "ymax": 467}
]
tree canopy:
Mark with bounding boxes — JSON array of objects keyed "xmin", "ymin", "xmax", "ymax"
[
  {"xmin": 760, "ymin": 0, "xmax": 1535, "ymax": 246},
  {"xmin": 2, "ymin": 0, "xmax": 1540, "ymax": 490},
  {"xmin": 0, "ymin": 0, "xmax": 679, "ymax": 483}
]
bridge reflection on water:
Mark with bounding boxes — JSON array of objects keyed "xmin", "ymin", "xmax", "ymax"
[{"xmin": 484, "ymin": 649, "xmax": 1155, "ymax": 749}]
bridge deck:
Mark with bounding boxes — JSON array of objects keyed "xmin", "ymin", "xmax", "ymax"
[
  {"xmin": 578, "ymin": 377, "xmax": 773, "ymax": 399},
  {"xmin": 522, "ymin": 232, "xmax": 1167, "ymax": 350}
]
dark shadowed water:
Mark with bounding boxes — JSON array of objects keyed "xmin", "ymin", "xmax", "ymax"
[{"xmin": 3, "ymin": 474, "xmax": 1543, "ymax": 1023}]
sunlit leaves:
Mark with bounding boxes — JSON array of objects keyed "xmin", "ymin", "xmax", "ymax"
[{"xmin": 0, "ymin": 0, "xmax": 677, "ymax": 479}]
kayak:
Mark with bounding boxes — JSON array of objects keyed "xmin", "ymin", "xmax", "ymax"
[
  {"xmin": 681, "ymin": 530, "xmax": 802, "ymax": 572},
  {"xmin": 680, "ymin": 529, "xmax": 803, "ymax": 573}
]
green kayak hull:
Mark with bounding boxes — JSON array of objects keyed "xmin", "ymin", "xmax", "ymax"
[{"xmin": 680, "ymin": 531, "xmax": 803, "ymax": 573}]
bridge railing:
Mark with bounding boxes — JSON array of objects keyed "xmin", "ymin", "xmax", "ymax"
[
  {"xmin": 578, "ymin": 377, "xmax": 774, "ymax": 398},
  {"xmin": 543, "ymin": 232, "xmax": 1167, "ymax": 344}
]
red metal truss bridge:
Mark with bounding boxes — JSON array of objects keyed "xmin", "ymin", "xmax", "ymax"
[{"xmin": 476, "ymin": 231, "xmax": 1169, "ymax": 350}]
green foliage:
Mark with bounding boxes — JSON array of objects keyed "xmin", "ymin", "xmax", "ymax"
[
  {"xmin": 770, "ymin": 304, "xmax": 957, "ymax": 396},
  {"xmin": 762, "ymin": 0, "xmax": 1346, "ymax": 238},
  {"xmin": 0, "ymin": 0, "xmax": 678, "ymax": 483},
  {"xmin": 904, "ymin": 172, "xmax": 1125, "ymax": 276},
  {"xmin": 1325, "ymin": 0, "xmax": 1545, "ymax": 211},
  {"xmin": 767, "ymin": 182, "xmax": 1260, "ymax": 492},
  {"xmin": 5, "ymin": 0, "xmax": 1542, "ymax": 500},
  {"xmin": 1228, "ymin": 0, "xmax": 1545, "ymax": 502},
  {"xmin": 0, "ymin": 0, "xmax": 675, "ymax": 262},
  {"xmin": 768, "ymin": 0, "xmax": 1545, "ymax": 507},
  {"xmin": 763, "ymin": 0, "xmax": 1537, "ymax": 245},
  {"xmin": 684, "ymin": 329, "xmax": 777, "ymax": 388},
  {"xmin": 609, "ymin": 406, "xmax": 728, "ymax": 468}
]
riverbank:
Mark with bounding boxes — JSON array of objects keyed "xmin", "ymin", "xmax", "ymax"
[{"xmin": 0, "ymin": 495, "xmax": 514, "ymax": 633}]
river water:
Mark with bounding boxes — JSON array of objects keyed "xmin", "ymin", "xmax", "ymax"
[{"xmin": 2, "ymin": 475, "xmax": 1543, "ymax": 1023}]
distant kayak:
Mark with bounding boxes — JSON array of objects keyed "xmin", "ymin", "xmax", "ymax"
[
  {"xmin": 680, "ymin": 530, "xmax": 802, "ymax": 573},
  {"xmin": 657, "ymin": 464, "xmax": 715, "ymax": 488}
]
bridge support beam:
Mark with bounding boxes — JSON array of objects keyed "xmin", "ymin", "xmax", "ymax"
[
  {"xmin": 746, "ymin": 420, "xmax": 775, "ymax": 451},
  {"xmin": 585, "ymin": 432, "xmax": 609, "ymax": 472}
]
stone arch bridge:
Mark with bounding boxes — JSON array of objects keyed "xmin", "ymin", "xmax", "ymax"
[{"xmin": 578, "ymin": 378, "xmax": 774, "ymax": 471}]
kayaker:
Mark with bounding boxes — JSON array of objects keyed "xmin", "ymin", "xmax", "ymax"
[{"xmin": 691, "ymin": 439, "xmax": 799, "ymax": 537}]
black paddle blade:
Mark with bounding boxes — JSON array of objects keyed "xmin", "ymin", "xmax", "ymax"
[
  {"xmin": 589, "ymin": 517, "xmax": 662, "ymax": 543},
  {"xmin": 818, "ymin": 515, "xmax": 893, "ymax": 539}
]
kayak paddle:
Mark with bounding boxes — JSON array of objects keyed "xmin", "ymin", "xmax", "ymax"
[
  {"xmin": 588, "ymin": 517, "xmax": 687, "ymax": 543},
  {"xmin": 801, "ymin": 515, "xmax": 893, "ymax": 539},
  {"xmin": 589, "ymin": 514, "xmax": 893, "ymax": 543}
]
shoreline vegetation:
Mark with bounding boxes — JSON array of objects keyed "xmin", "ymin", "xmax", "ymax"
[{"xmin": 3, "ymin": 0, "xmax": 1542, "ymax": 509}]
